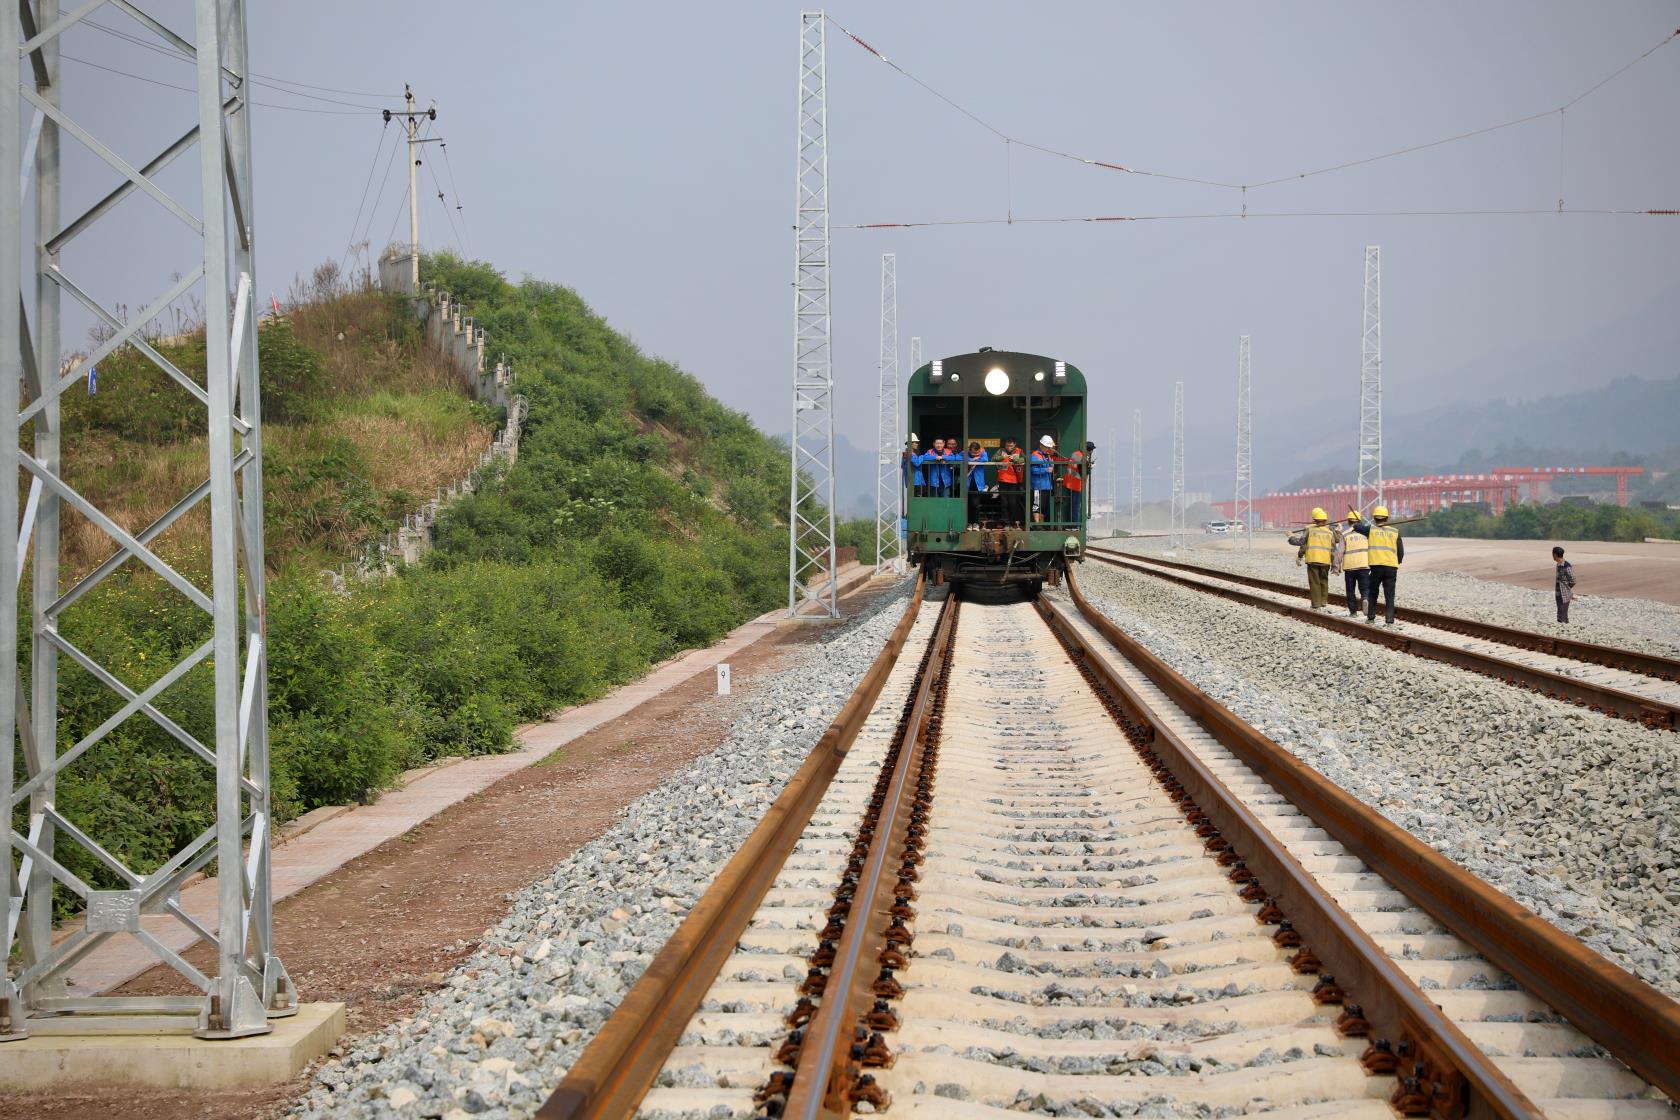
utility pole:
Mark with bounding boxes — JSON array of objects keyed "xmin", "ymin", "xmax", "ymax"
[
  {"xmin": 788, "ymin": 11, "xmax": 838, "ymax": 617},
  {"xmin": 875, "ymin": 253, "xmax": 900, "ymax": 575},
  {"xmin": 384, "ymin": 85, "xmax": 437, "ymax": 294},
  {"xmin": 1170, "ymin": 383, "xmax": 1185, "ymax": 548},
  {"xmin": 1357, "ymin": 245, "xmax": 1382, "ymax": 515},
  {"xmin": 1235, "ymin": 335, "xmax": 1252, "ymax": 549},
  {"xmin": 1129, "ymin": 409, "xmax": 1142, "ymax": 534}
]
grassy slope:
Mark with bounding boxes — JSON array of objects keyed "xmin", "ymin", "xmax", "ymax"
[
  {"xmin": 27, "ymin": 262, "xmax": 793, "ymax": 910},
  {"xmin": 57, "ymin": 289, "xmax": 492, "ymax": 577}
]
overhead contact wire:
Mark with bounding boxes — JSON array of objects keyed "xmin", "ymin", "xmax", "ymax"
[{"xmin": 825, "ymin": 15, "xmax": 1679, "ymax": 194}]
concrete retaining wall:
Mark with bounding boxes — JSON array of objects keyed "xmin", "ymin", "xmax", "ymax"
[{"xmin": 334, "ymin": 250, "xmax": 532, "ymax": 580}]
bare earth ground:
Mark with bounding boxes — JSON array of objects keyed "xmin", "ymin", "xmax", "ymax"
[
  {"xmin": 1188, "ymin": 533, "xmax": 1680, "ymax": 606},
  {"xmin": 7, "ymin": 582, "xmax": 895, "ymax": 1120}
]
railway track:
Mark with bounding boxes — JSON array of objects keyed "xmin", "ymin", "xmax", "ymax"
[
  {"xmin": 1086, "ymin": 547, "xmax": 1680, "ymax": 733},
  {"xmin": 539, "ymin": 571, "xmax": 1680, "ymax": 1119}
]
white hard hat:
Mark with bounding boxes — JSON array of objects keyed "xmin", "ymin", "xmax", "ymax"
[
  {"xmin": 1039, "ymin": 434, "xmax": 1054, "ymax": 447},
  {"xmin": 910, "ymin": 433, "xmax": 919, "ymax": 441}
]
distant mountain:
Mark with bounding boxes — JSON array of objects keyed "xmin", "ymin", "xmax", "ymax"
[
  {"xmin": 1240, "ymin": 284, "xmax": 1680, "ymax": 491},
  {"xmin": 772, "ymin": 429, "xmax": 882, "ymax": 520},
  {"xmin": 1265, "ymin": 376, "xmax": 1679, "ymax": 494}
]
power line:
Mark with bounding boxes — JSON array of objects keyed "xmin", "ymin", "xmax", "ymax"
[
  {"xmin": 826, "ymin": 14, "xmax": 1679, "ymax": 195},
  {"xmin": 59, "ymin": 53, "xmax": 391, "ymax": 114},
  {"xmin": 82, "ymin": 17, "xmax": 402, "ymax": 106},
  {"xmin": 358, "ymin": 131, "xmax": 406, "ymax": 252},
  {"xmin": 341, "ymin": 121, "xmax": 394, "ymax": 271},
  {"xmin": 423, "ymin": 151, "xmax": 463, "ymax": 254},
  {"xmin": 837, "ymin": 206, "xmax": 1676, "ymax": 230},
  {"xmin": 439, "ymin": 141, "xmax": 470, "ymax": 255}
]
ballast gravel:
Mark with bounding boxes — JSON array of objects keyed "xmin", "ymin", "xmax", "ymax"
[
  {"xmin": 1072, "ymin": 562, "xmax": 1680, "ymax": 997},
  {"xmin": 1103, "ymin": 535, "xmax": 1680, "ymax": 660},
  {"xmin": 288, "ymin": 583, "xmax": 914, "ymax": 1120}
]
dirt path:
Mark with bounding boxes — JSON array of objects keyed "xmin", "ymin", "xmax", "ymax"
[{"xmin": 6, "ymin": 583, "xmax": 896, "ymax": 1120}]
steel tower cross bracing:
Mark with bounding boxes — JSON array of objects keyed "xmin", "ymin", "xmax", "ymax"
[
  {"xmin": 1170, "ymin": 383, "xmax": 1186, "ymax": 548},
  {"xmin": 1129, "ymin": 409, "xmax": 1142, "ymax": 534},
  {"xmin": 1234, "ymin": 335, "xmax": 1252, "ymax": 549},
  {"xmin": 909, "ymin": 336, "xmax": 921, "ymax": 374},
  {"xmin": 874, "ymin": 252, "xmax": 900, "ymax": 575},
  {"xmin": 1357, "ymin": 245, "xmax": 1383, "ymax": 515},
  {"xmin": 788, "ymin": 10, "xmax": 838, "ymax": 617},
  {"xmin": 1, "ymin": 0, "xmax": 289, "ymax": 1040}
]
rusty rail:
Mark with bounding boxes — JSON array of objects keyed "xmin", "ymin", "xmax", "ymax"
[
  {"xmin": 1064, "ymin": 566, "xmax": 1680, "ymax": 1108},
  {"xmin": 1092, "ymin": 546, "xmax": 1680, "ymax": 684},
  {"xmin": 782, "ymin": 594, "xmax": 958, "ymax": 1118},
  {"xmin": 1087, "ymin": 548, "xmax": 1679, "ymax": 732},
  {"xmin": 538, "ymin": 576, "xmax": 931, "ymax": 1120}
]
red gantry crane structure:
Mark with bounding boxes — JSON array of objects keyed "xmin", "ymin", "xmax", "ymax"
[{"xmin": 1217, "ymin": 466, "xmax": 1643, "ymax": 528}]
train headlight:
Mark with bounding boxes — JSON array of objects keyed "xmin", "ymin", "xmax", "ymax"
[
  {"xmin": 1034, "ymin": 370, "xmax": 1045, "ymax": 382},
  {"xmin": 984, "ymin": 367, "xmax": 1009, "ymax": 395}
]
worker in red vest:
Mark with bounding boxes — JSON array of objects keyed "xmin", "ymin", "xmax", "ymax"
[
  {"xmin": 995, "ymin": 437, "xmax": 1024, "ymax": 526},
  {"xmin": 1059, "ymin": 449, "xmax": 1085, "ymax": 524}
]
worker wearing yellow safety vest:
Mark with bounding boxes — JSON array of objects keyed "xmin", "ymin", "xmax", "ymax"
[
  {"xmin": 1365, "ymin": 506, "xmax": 1405, "ymax": 625},
  {"xmin": 1333, "ymin": 509, "xmax": 1370, "ymax": 618},
  {"xmin": 1294, "ymin": 507, "xmax": 1338, "ymax": 609}
]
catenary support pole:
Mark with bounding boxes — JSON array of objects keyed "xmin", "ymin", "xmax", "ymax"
[
  {"xmin": 875, "ymin": 253, "xmax": 899, "ymax": 575},
  {"xmin": 1129, "ymin": 409, "xmax": 1142, "ymax": 534},
  {"xmin": 1, "ymin": 0, "xmax": 288, "ymax": 1040},
  {"xmin": 1235, "ymin": 335, "xmax": 1252, "ymax": 549},
  {"xmin": 1358, "ymin": 245, "xmax": 1382, "ymax": 515},
  {"xmin": 1171, "ymin": 383, "xmax": 1185, "ymax": 548},
  {"xmin": 788, "ymin": 11, "xmax": 838, "ymax": 617}
]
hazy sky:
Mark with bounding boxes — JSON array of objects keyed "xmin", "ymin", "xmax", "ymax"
[{"xmin": 49, "ymin": 2, "xmax": 1680, "ymax": 494}]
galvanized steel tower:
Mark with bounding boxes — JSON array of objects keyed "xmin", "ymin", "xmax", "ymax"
[
  {"xmin": 1235, "ymin": 335, "xmax": 1253, "ymax": 548},
  {"xmin": 1357, "ymin": 245, "xmax": 1383, "ymax": 516},
  {"xmin": 1170, "ymin": 383, "xmax": 1186, "ymax": 548},
  {"xmin": 1, "ymin": 0, "xmax": 288, "ymax": 1040},
  {"xmin": 789, "ymin": 10, "xmax": 838, "ymax": 616},
  {"xmin": 1129, "ymin": 409, "xmax": 1142, "ymax": 534},
  {"xmin": 875, "ymin": 253, "xmax": 900, "ymax": 575}
]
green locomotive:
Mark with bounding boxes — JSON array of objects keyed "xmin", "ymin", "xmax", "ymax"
[{"xmin": 902, "ymin": 348, "xmax": 1090, "ymax": 594}]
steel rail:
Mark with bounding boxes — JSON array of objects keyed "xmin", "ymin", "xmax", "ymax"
[
  {"xmin": 1091, "ymin": 546, "xmax": 1680, "ymax": 684},
  {"xmin": 1063, "ymin": 566, "xmax": 1680, "ymax": 1107},
  {"xmin": 784, "ymin": 593, "xmax": 958, "ymax": 1118},
  {"xmin": 537, "ymin": 575, "xmax": 929, "ymax": 1120},
  {"xmin": 1087, "ymin": 548, "xmax": 1679, "ymax": 731}
]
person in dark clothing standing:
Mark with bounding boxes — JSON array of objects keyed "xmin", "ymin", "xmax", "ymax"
[
  {"xmin": 1365, "ymin": 506, "xmax": 1404, "ymax": 625},
  {"xmin": 1553, "ymin": 546, "xmax": 1576, "ymax": 623},
  {"xmin": 1334, "ymin": 509, "xmax": 1370, "ymax": 617}
]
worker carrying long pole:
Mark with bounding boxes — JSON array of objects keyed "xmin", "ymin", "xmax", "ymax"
[
  {"xmin": 1334, "ymin": 509, "xmax": 1370, "ymax": 618},
  {"xmin": 1365, "ymin": 505, "xmax": 1404, "ymax": 625},
  {"xmin": 1291, "ymin": 507, "xmax": 1337, "ymax": 609}
]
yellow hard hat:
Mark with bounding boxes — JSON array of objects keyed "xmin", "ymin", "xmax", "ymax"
[
  {"xmin": 1346, "ymin": 510, "xmax": 1360, "ymax": 522},
  {"xmin": 1310, "ymin": 507, "xmax": 1327, "ymax": 521},
  {"xmin": 1373, "ymin": 505, "xmax": 1390, "ymax": 520}
]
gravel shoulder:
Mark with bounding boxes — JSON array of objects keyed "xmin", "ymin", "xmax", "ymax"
[
  {"xmin": 1069, "ymin": 561, "xmax": 1680, "ymax": 998},
  {"xmin": 279, "ymin": 580, "xmax": 917, "ymax": 1120},
  {"xmin": 1100, "ymin": 535, "xmax": 1680, "ymax": 660},
  {"xmin": 0, "ymin": 580, "xmax": 907, "ymax": 1120}
]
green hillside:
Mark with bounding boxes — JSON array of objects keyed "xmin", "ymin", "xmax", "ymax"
[{"xmin": 26, "ymin": 260, "xmax": 793, "ymax": 913}]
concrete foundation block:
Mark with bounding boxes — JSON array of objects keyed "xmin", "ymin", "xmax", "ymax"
[{"xmin": 0, "ymin": 1001, "xmax": 345, "ymax": 1091}]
